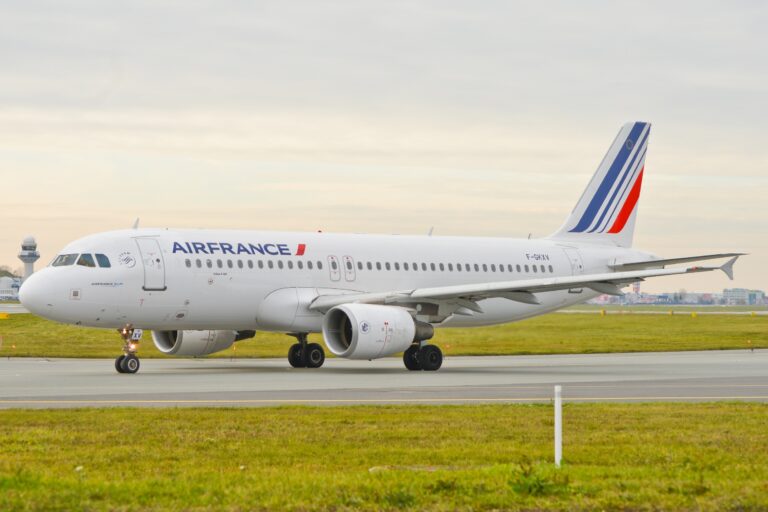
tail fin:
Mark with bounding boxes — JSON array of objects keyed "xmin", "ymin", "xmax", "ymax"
[{"xmin": 549, "ymin": 121, "xmax": 651, "ymax": 248}]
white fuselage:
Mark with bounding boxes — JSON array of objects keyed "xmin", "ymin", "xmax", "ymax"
[{"xmin": 19, "ymin": 228, "xmax": 651, "ymax": 332}]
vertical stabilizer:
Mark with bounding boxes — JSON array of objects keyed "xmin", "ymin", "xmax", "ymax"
[{"xmin": 549, "ymin": 122, "xmax": 650, "ymax": 248}]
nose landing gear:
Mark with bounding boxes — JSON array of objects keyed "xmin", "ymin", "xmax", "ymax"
[{"xmin": 115, "ymin": 323, "xmax": 141, "ymax": 374}]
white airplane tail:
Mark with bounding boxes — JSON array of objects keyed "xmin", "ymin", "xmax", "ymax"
[{"xmin": 549, "ymin": 121, "xmax": 651, "ymax": 248}]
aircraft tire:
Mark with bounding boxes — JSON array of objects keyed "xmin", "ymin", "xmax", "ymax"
[
  {"xmin": 115, "ymin": 355, "xmax": 126, "ymax": 374},
  {"xmin": 305, "ymin": 343, "xmax": 325, "ymax": 368},
  {"xmin": 120, "ymin": 354, "xmax": 140, "ymax": 374},
  {"xmin": 418, "ymin": 345, "xmax": 443, "ymax": 371},
  {"xmin": 288, "ymin": 343, "xmax": 306, "ymax": 368},
  {"xmin": 403, "ymin": 345, "xmax": 422, "ymax": 371}
]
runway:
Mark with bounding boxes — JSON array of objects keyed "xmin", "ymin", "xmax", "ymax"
[
  {"xmin": 1, "ymin": 350, "xmax": 767, "ymax": 408},
  {"xmin": 0, "ymin": 304, "xmax": 27, "ymax": 314}
]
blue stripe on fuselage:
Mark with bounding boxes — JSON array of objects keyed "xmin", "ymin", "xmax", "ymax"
[{"xmin": 569, "ymin": 122, "xmax": 647, "ymax": 233}]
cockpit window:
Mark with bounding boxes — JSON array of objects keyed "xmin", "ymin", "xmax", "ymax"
[
  {"xmin": 95, "ymin": 254, "xmax": 111, "ymax": 268},
  {"xmin": 77, "ymin": 254, "xmax": 96, "ymax": 268},
  {"xmin": 52, "ymin": 254, "xmax": 78, "ymax": 267}
]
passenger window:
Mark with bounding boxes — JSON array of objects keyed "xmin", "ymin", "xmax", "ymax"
[
  {"xmin": 248, "ymin": 260, "xmax": 253, "ymax": 269},
  {"xmin": 367, "ymin": 262, "xmax": 373, "ymax": 270},
  {"xmin": 227, "ymin": 260, "xmax": 234, "ymax": 269},
  {"xmin": 404, "ymin": 263, "xmax": 409, "ymax": 271},
  {"xmin": 376, "ymin": 262, "xmax": 382, "ymax": 270},
  {"xmin": 491, "ymin": 264, "xmax": 496, "ymax": 272},
  {"xmin": 317, "ymin": 261, "xmax": 323, "ymax": 270},
  {"xmin": 297, "ymin": 261, "xmax": 303, "ymax": 269},
  {"xmin": 465, "ymin": 264, "xmax": 471, "ymax": 272},
  {"xmin": 206, "ymin": 259, "xmax": 213, "ymax": 268},
  {"xmin": 237, "ymin": 260, "xmax": 243, "ymax": 269},
  {"xmin": 474, "ymin": 264, "xmax": 480, "ymax": 272},
  {"xmin": 549, "ymin": 265, "xmax": 554, "ymax": 273},
  {"xmin": 217, "ymin": 259, "xmax": 223, "ymax": 268},
  {"xmin": 439, "ymin": 263, "xmax": 444, "ymax": 271},
  {"xmin": 95, "ymin": 254, "xmax": 111, "ymax": 268},
  {"xmin": 524, "ymin": 265, "xmax": 529, "ymax": 272},
  {"xmin": 357, "ymin": 262, "xmax": 363, "ymax": 270},
  {"xmin": 268, "ymin": 261, "xmax": 274, "ymax": 269},
  {"xmin": 196, "ymin": 259, "xmax": 202, "ymax": 268},
  {"xmin": 345, "ymin": 261, "xmax": 352, "ymax": 270},
  {"xmin": 394, "ymin": 262, "xmax": 400, "ymax": 270},
  {"xmin": 421, "ymin": 263, "xmax": 427, "ymax": 271},
  {"xmin": 307, "ymin": 261, "xmax": 313, "ymax": 270},
  {"xmin": 258, "ymin": 261, "xmax": 264, "ymax": 269},
  {"xmin": 185, "ymin": 259, "xmax": 191, "ymax": 268},
  {"xmin": 287, "ymin": 261, "xmax": 293, "ymax": 269},
  {"xmin": 413, "ymin": 262, "xmax": 418, "ymax": 270},
  {"xmin": 540, "ymin": 265, "xmax": 545, "ymax": 273},
  {"xmin": 499, "ymin": 264, "xmax": 504, "ymax": 273},
  {"xmin": 508, "ymin": 264, "xmax": 513, "ymax": 272},
  {"xmin": 448, "ymin": 263, "xmax": 453, "ymax": 271},
  {"xmin": 278, "ymin": 261, "xmax": 284, "ymax": 269},
  {"xmin": 52, "ymin": 254, "xmax": 78, "ymax": 267},
  {"xmin": 76, "ymin": 254, "xmax": 96, "ymax": 268},
  {"xmin": 385, "ymin": 262, "xmax": 391, "ymax": 271},
  {"xmin": 456, "ymin": 263, "xmax": 462, "ymax": 272},
  {"xmin": 517, "ymin": 264, "xmax": 522, "ymax": 272},
  {"xmin": 533, "ymin": 265, "xmax": 538, "ymax": 273},
  {"xmin": 482, "ymin": 264, "xmax": 488, "ymax": 272}
]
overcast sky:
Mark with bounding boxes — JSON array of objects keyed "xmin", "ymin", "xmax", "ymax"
[{"xmin": 1, "ymin": 1, "xmax": 765, "ymax": 292}]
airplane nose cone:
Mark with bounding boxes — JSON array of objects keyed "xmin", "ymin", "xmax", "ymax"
[{"xmin": 19, "ymin": 272, "xmax": 46, "ymax": 315}]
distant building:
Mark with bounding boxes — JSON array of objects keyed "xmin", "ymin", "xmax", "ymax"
[
  {"xmin": 0, "ymin": 276, "xmax": 21, "ymax": 300},
  {"xmin": 18, "ymin": 236, "xmax": 40, "ymax": 283},
  {"xmin": 723, "ymin": 288, "xmax": 766, "ymax": 306}
]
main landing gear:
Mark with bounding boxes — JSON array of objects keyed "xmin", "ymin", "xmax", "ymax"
[
  {"xmin": 288, "ymin": 333, "xmax": 325, "ymax": 369},
  {"xmin": 403, "ymin": 344, "xmax": 443, "ymax": 371},
  {"xmin": 115, "ymin": 323, "xmax": 141, "ymax": 374}
]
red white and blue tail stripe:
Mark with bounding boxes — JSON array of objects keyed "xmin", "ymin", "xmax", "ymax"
[{"xmin": 550, "ymin": 122, "xmax": 650, "ymax": 248}]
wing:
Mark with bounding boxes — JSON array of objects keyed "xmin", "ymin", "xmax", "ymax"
[{"xmin": 308, "ymin": 256, "xmax": 741, "ymax": 316}]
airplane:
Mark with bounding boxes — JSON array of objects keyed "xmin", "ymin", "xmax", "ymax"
[{"xmin": 19, "ymin": 121, "xmax": 742, "ymax": 374}]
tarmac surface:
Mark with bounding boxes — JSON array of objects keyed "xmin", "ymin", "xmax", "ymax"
[
  {"xmin": 0, "ymin": 304, "xmax": 27, "ymax": 314},
  {"xmin": 1, "ymin": 350, "xmax": 767, "ymax": 408}
]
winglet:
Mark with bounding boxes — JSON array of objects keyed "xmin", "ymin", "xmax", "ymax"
[{"xmin": 720, "ymin": 256, "xmax": 739, "ymax": 281}]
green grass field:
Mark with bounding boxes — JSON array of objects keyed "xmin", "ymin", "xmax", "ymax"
[
  {"xmin": 0, "ymin": 312, "xmax": 765, "ymax": 359},
  {"xmin": 1, "ymin": 404, "xmax": 767, "ymax": 511}
]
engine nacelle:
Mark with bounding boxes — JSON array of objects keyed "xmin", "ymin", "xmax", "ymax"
[
  {"xmin": 322, "ymin": 304, "xmax": 433, "ymax": 360},
  {"xmin": 151, "ymin": 330, "xmax": 242, "ymax": 356}
]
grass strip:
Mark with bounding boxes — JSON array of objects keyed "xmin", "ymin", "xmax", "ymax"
[
  {"xmin": 1, "ymin": 403, "xmax": 767, "ymax": 510},
  {"xmin": 1, "ymin": 312, "xmax": 765, "ymax": 359}
]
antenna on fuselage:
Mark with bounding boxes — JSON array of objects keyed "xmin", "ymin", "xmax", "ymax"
[{"xmin": 132, "ymin": 218, "xmax": 140, "ymax": 229}]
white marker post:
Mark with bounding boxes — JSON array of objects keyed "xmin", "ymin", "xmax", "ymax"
[{"xmin": 554, "ymin": 385, "xmax": 562, "ymax": 467}]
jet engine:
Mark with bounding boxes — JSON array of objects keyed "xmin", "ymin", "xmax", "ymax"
[
  {"xmin": 322, "ymin": 304, "xmax": 433, "ymax": 360},
  {"xmin": 151, "ymin": 330, "xmax": 255, "ymax": 357}
]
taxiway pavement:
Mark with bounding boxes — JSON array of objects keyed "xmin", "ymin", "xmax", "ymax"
[{"xmin": 1, "ymin": 350, "xmax": 767, "ymax": 408}]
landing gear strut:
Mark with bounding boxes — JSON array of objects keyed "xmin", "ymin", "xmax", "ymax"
[
  {"xmin": 403, "ymin": 343, "xmax": 443, "ymax": 371},
  {"xmin": 288, "ymin": 333, "xmax": 325, "ymax": 369},
  {"xmin": 115, "ymin": 323, "xmax": 141, "ymax": 374}
]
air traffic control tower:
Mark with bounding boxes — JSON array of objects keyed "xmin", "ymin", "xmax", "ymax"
[{"xmin": 18, "ymin": 236, "xmax": 40, "ymax": 282}]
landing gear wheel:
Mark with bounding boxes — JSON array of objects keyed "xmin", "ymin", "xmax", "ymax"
[
  {"xmin": 305, "ymin": 343, "xmax": 326, "ymax": 368},
  {"xmin": 288, "ymin": 343, "xmax": 306, "ymax": 368},
  {"xmin": 120, "ymin": 354, "xmax": 140, "ymax": 374},
  {"xmin": 403, "ymin": 345, "xmax": 422, "ymax": 371},
  {"xmin": 418, "ymin": 345, "xmax": 443, "ymax": 371},
  {"xmin": 115, "ymin": 355, "xmax": 126, "ymax": 374}
]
